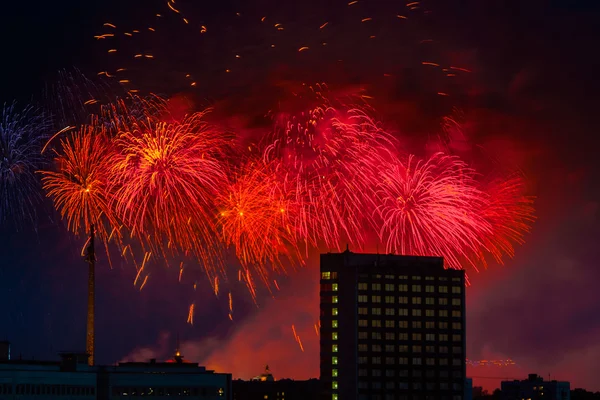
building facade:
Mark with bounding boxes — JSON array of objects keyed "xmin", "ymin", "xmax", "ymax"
[
  {"xmin": 232, "ymin": 379, "xmax": 320, "ymax": 400},
  {"xmin": 501, "ymin": 374, "xmax": 570, "ymax": 400},
  {"xmin": 320, "ymin": 251, "xmax": 466, "ymax": 400},
  {"xmin": 0, "ymin": 350, "xmax": 231, "ymax": 400}
]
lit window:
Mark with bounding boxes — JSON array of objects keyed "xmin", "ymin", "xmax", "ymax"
[
  {"xmin": 399, "ymin": 333, "xmax": 408, "ymax": 340},
  {"xmin": 426, "ymin": 345, "xmax": 435, "ymax": 352},
  {"xmin": 372, "ymin": 332, "xmax": 382, "ymax": 340},
  {"xmin": 399, "ymin": 357, "xmax": 408, "ymax": 365},
  {"xmin": 399, "ymin": 345, "xmax": 408, "ymax": 352},
  {"xmin": 332, "ymin": 344, "xmax": 338, "ymax": 352},
  {"xmin": 358, "ymin": 295, "xmax": 368, "ymax": 303},
  {"xmin": 332, "ymin": 395, "xmax": 338, "ymax": 400},
  {"xmin": 399, "ymin": 296, "xmax": 408, "ymax": 304},
  {"xmin": 385, "ymin": 296, "xmax": 395, "ymax": 304},
  {"xmin": 385, "ymin": 332, "xmax": 395, "ymax": 340},
  {"xmin": 452, "ymin": 334, "xmax": 461, "ymax": 341},
  {"xmin": 452, "ymin": 277, "xmax": 461, "ymax": 282},
  {"xmin": 385, "ymin": 284, "xmax": 394, "ymax": 291},
  {"xmin": 452, "ymin": 322, "xmax": 462, "ymax": 330},
  {"xmin": 332, "ymin": 381, "xmax": 338, "ymax": 390},
  {"xmin": 412, "ymin": 309, "xmax": 421, "ymax": 317},
  {"xmin": 425, "ymin": 297, "xmax": 434, "ymax": 305},
  {"xmin": 399, "ymin": 321, "xmax": 408, "ymax": 328},
  {"xmin": 439, "ymin": 322, "xmax": 448, "ymax": 329},
  {"xmin": 332, "ymin": 296, "xmax": 338, "ymax": 304},
  {"xmin": 322, "ymin": 272, "xmax": 331, "ymax": 280},
  {"xmin": 398, "ymin": 309, "xmax": 408, "ymax": 316},
  {"xmin": 358, "ymin": 283, "xmax": 368, "ymax": 290},
  {"xmin": 439, "ymin": 298, "xmax": 448, "ymax": 305},
  {"xmin": 332, "ymin": 308, "xmax": 338, "ymax": 316},
  {"xmin": 372, "ymin": 356, "xmax": 381, "ymax": 364},
  {"xmin": 358, "ymin": 331, "xmax": 367, "ymax": 339},
  {"xmin": 439, "ymin": 286, "xmax": 448, "ymax": 293},
  {"xmin": 371, "ymin": 308, "xmax": 381, "ymax": 315},
  {"xmin": 358, "ymin": 319, "xmax": 367, "ymax": 327},
  {"xmin": 358, "ymin": 307, "xmax": 367, "ymax": 315},
  {"xmin": 452, "ymin": 299, "xmax": 461, "ymax": 306},
  {"xmin": 332, "ymin": 320, "xmax": 338, "ymax": 328},
  {"xmin": 332, "ymin": 357, "xmax": 338, "ymax": 365},
  {"xmin": 385, "ymin": 274, "xmax": 394, "ymax": 279},
  {"xmin": 412, "ymin": 285, "xmax": 421, "ymax": 292},
  {"xmin": 332, "ymin": 332, "xmax": 338, "ymax": 340},
  {"xmin": 358, "ymin": 344, "xmax": 368, "ymax": 352},
  {"xmin": 332, "ymin": 284, "xmax": 338, "ymax": 291},
  {"xmin": 398, "ymin": 284, "xmax": 408, "ymax": 292},
  {"xmin": 452, "ymin": 311, "xmax": 461, "ymax": 318},
  {"xmin": 332, "ymin": 369, "xmax": 338, "ymax": 377},
  {"xmin": 425, "ymin": 309, "xmax": 435, "ymax": 317},
  {"xmin": 399, "ymin": 275, "xmax": 408, "ymax": 280},
  {"xmin": 412, "ymin": 276, "xmax": 421, "ymax": 280},
  {"xmin": 371, "ymin": 295, "xmax": 381, "ymax": 303},
  {"xmin": 439, "ymin": 310, "xmax": 448, "ymax": 317},
  {"xmin": 439, "ymin": 334, "xmax": 448, "ymax": 341},
  {"xmin": 426, "ymin": 333, "xmax": 435, "ymax": 341},
  {"xmin": 412, "ymin": 297, "xmax": 421, "ymax": 305},
  {"xmin": 425, "ymin": 285, "xmax": 435, "ymax": 293},
  {"xmin": 371, "ymin": 320, "xmax": 381, "ymax": 328},
  {"xmin": 412, "ymin": 333, "xmax": 422, "ymax": 340},
  {"xmin": 385, "ymin": 308, "xmax": 395, "ymax": 316},
  {"xmin": 426, "ymin": 276, "xmax": 434, "ymax": 281},
  {"xmin": 372, "ymin": 283, "xmax": 381, "ymax": 290},
  {"xmin": 412, "ymin": 357, "xmax": 422, "ymax": 365},
  {"xmin": 412, "ymin": 321, "xmax": 421, "ymax": 329},
  {"xmin": 385, "ymin": 320, "xmax": 395, "ymax": 328},
  {"xmin": 426, "ymin": 322, "xmax": 435, "ymax": 329},
  {"xmin": 412, "ymin": 345, "xmax": 422, "ymax": 353}
]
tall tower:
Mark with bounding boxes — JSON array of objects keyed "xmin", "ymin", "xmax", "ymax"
[{"xmin": 85, "ymin": 225, "xmax": 96, "ymax": 366}]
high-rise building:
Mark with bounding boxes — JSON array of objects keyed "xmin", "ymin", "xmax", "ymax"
[{"xmin": 320, "ymin": 251, "xmax": 466, "ymax": 400}]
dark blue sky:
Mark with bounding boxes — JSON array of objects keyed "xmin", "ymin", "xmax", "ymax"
[{"xmin": 1, "ymin": 0, "xmax": 600, "ymax": 391}]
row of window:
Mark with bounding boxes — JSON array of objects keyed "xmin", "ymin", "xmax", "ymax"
[
  {"xmin": 112, "ymin": 387, "xmax": 225, "ymax": 396},
  {"xmin": 357, "ymin": 381, "xmax": 463, "ymax": 391},
  {"xmin": 357, "ymin": 284, "xmax": 463, "ymax": 293},
  {"xmin": 357, "ymin": 344, "xmax": 463, "ymax": 353},
  {"xmin": 355, "ymin": 332, "xmax": 462, "ymax": 341},
  {"xmin": 358, "ymin": 295, "xmax": 461, "ymax": 305},
  {"xmin": 357, "ymin": 307, "xmax": 462, "ymax": 316},
  {"xmin": 322, "ymin": 272, "xmax": 462, "ymax": 283},
  {"xmin": 357, "ymin": 357, "xmax": 463, "ymax": 366},
  {"xmin": 356, "ymin": 320, "xmax": 463, "ymax": 330},
  {"xmin": 0, "ymin": 384, "xmax": 96, "ymax": 396},
  {"xmin": 358, "ymin": 369, "xmax": 463, "ymax": 378},
  {"xmin": 355, "ymin": 314, "xmax": 462, "ymax": 326}
]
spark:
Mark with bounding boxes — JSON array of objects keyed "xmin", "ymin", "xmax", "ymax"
[
  {"xmin": 187, "ymin": 303, "xmax": 195, "ymax": 325},
  {"xmin": 103, "ymin": 23, "xmax": 116, "ymax": 28},
  {"xmin": 422, "ymin": 61, "xmax": 440, "ymax": 67},
  {"xmin": 298, "ymin": 46, "xmax": 309, "ymax": 52},
  {"xmin": 361, "ymin": 18, "xmax": 372, "ymax": 22},
  {"xmin": 319, "ymin": 22, "xmax": 329, "ymax": 29}
]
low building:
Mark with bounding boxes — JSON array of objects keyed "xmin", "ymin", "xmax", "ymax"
[
  {"xmin": 232, "ymin": 366, "xmax": 319, "ymax": 400},
  {"xmin": 0, "ymin": 344, "xmax": 232, "ymax": 400},
  {"xmin": 501, "ymin": 373, "xmax": 570, "ymax": 400}
]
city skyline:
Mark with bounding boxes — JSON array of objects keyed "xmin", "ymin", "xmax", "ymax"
[{"xmin": 1, "ymin": 0, "xmax": 599, "ymax": 394}]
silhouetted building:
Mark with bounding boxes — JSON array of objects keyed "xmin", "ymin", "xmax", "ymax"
[
  {"xmin": 320, "ymin": 251, "xmax": 466, "ymax": 400},
  {"xmin": 501, "ymin": 374, "xmax": 570, "ymax": 400},
  {"xmin": 232, "ymin": 366, "xmax": 319, "ymax": 400},
  {"xmin": 0, "ymin": 341, "xmax": 9, "ymax": 361},
  {"xmin": 465, "ymin": 378, "xmax": 473, "ymax": 400},
  {"xmin": 0, "ymin": 347, "xmax": 232, "ymax": 399}
]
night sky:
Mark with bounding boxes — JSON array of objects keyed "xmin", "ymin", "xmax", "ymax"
[{"xmin": 1, "ymin": 0, "xmax": 600, "ymax": 392}]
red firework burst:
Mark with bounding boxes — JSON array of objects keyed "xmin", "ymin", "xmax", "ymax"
[
  {"xmin": 216, "ymin": 160, "xmax": 301, "ymax": 295},
  {"xmin": 374, "ymin": 152, "xmax": 494, "ymax": 271},
  {"xmin": 41, "ymin": 125, "xmax": 119, "ymax": 242},
  {"xmin": 264, "ymin": 104, "xmax": 396, "ymax": 249},
  {"xmin": 109, "ymin": 108, "xmax": 231, "ymax": 276}
]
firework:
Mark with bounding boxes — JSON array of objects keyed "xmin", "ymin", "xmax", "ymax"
[
  {"xmin": 0, "ymin": 103, "xmax": 51, "ymax": 227},
  {"xmin": 217, "ymin": 159, "xmax": 300, "ymax": 292},
  {"xmin": 109, "ymin": 107, "xmax": 231, "ymax": 278},
  {"xmin": 374, "ymin": 152, "xmax": 494, "ymax": 271},
  {"xmin": 41, "ymin": 124, "xmax": 118, "ymax": 242},
  {"xmin": 264, "ymin": 104, "xmax": 396, "ymax": 250},
  {"xmin": 480, "ymin": 174, "xmax": 536, "ymax": 263}
]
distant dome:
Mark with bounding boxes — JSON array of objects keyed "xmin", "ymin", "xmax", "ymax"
[{"xmin": 251, "ymin": 365, "xmax": 275, "ymax": 382}]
